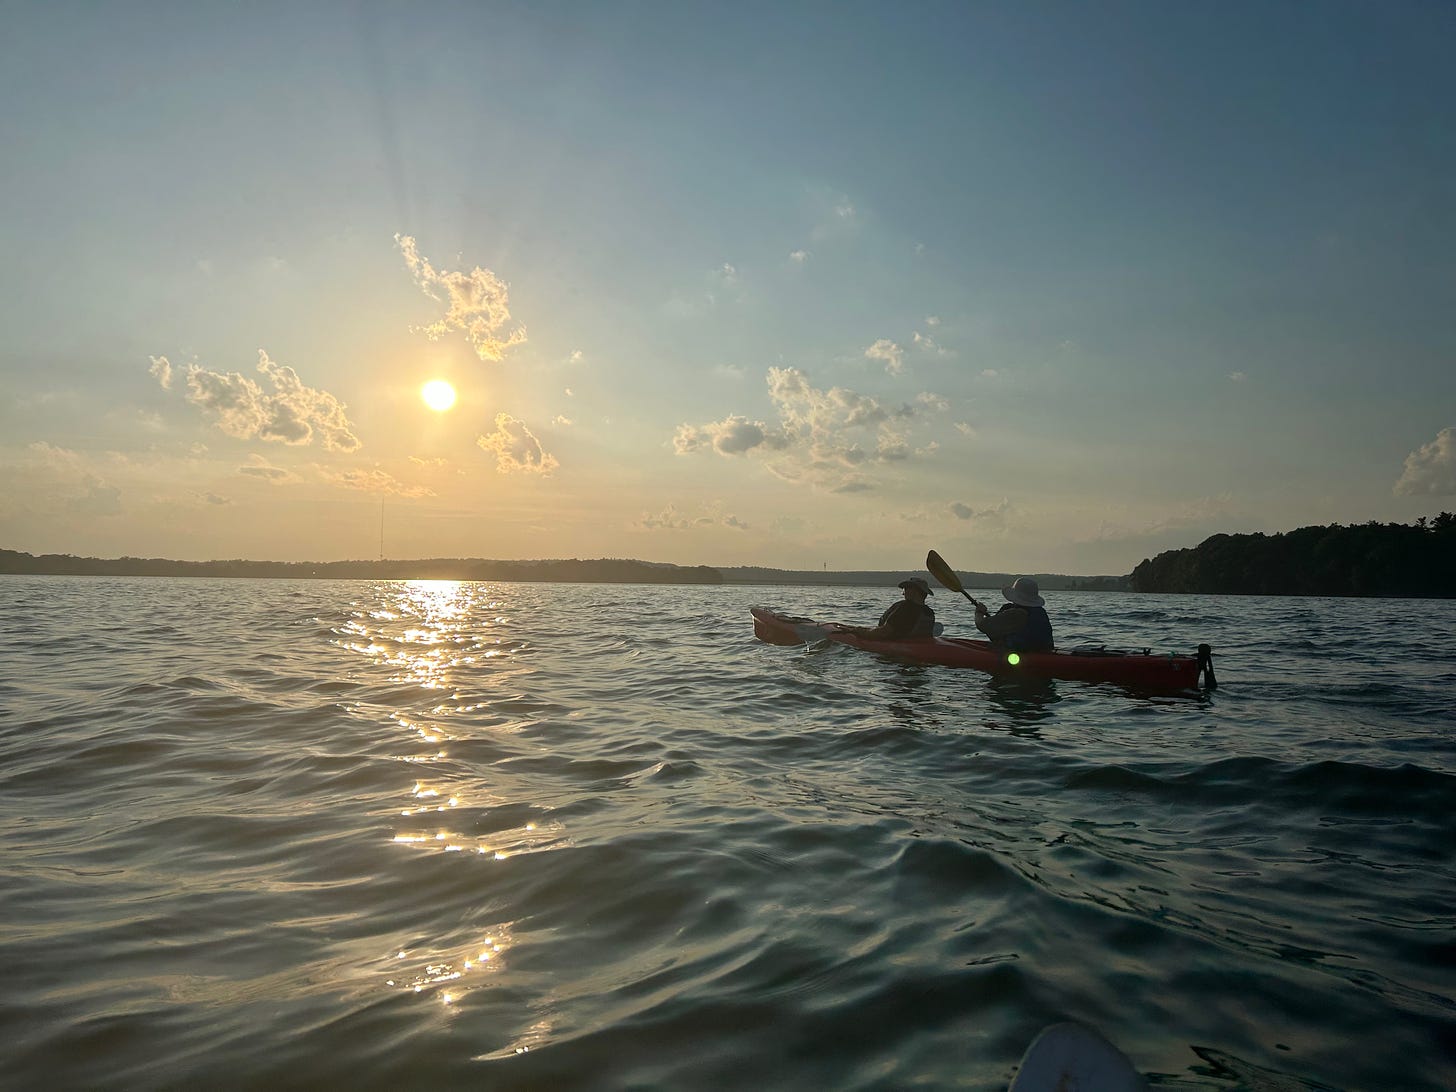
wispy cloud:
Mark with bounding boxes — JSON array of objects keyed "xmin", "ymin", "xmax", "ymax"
[
  {"xmin": 1394, "ymin": 427, "xmax": 1456, "ymax": 496},
  {"xmin": 237, "ymin": 454, "xmax": 296, "ymax": 483},
  {"xmin": 1078, "ymin": 495, "xmax": 1241, "ymax": 548},
  {"xmin": 789, "ymin": 249, "xmax": 809, "ymax": 264},
  {"xmin": 865, "ymin": 338, "xmax": 904, "ymax": 375},
  {"xmin": 156, "ymin": 351, "xmax": 361, "ymax": 452},
  {"xmin": 323, "ymin": 467, "xmax": 435, "ymax": 497},
  {"xmin": 635, "ymin": 504, "xmax": 749, "ymax": 531},
  {"xmin": 478, "ymin": 413, "xmax": 559, "ymax": 474},
  {"xmin": 148, "ymin": 355, "xmax": 173, "ymax": 389},
  {"xmin": 396, "ymin": 234, "xmax": 526, "ymax": 361},
  {"xmin": 6, "ymin": 442, "xmax": 122, "ymax": 516},
  {"xmin": 913, "ymin": 331, "xmax": 951, "ymax": 356},
  {"xmin": 806, "ymin": 188, "xmax": 860, "ymax": 244},
  {"xmin": 949, "ymin": 498, "xmax": 1012, "ymax": 530}
]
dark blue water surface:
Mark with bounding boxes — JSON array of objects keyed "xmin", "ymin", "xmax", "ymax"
[{"xmin": 1, "ymin": 576, "xmax": 1453, "ymax": 1089}]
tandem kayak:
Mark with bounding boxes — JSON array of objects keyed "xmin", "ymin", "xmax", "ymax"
[{"xmin": 752, "ymin": 607, "xmax": 1215, "ymax": 691}]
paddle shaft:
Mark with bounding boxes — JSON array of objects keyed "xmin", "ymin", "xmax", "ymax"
[{"xmin": 926, "ymin": 549, "xmax": 986, "ymax": 611}]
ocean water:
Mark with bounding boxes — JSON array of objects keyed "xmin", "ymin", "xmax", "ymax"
[{"xmin": 1, "ymin": 575, "xmax": 1453, "ymax": 1091}]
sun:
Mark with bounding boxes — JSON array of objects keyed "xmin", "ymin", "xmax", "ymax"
[{"xmin": 421, "ymin": 379, "xmax": 457, "ymax": 412}]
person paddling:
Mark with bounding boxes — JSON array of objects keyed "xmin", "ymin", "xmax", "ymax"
[
  {"xmin": 974, "ymin": 577, "xmax": 1054, "ymax": 652},
  {"xmin": 836, "ymin": 577, "xmax": 937, "ymax": 640}
]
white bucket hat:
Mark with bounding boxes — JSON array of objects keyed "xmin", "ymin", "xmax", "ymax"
[{"xmin": 1001, "ymin": 577, "xmax": 1044, "ymax": 607}]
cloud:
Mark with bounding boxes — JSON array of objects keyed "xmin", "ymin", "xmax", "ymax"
[
  {"xmin": 949, "ymin": 498, "xmax": 1012, "ymax": 530},
  {"xmin": 396, "ymin": 234, "xmax": 526, "ymax": 361},
  {"xmin": 913, "ymin": 331, "xmax": 951, "ymax": 356},
  {"xmin": 552, "ymin": 415, "xmax": 574, "ymax": 427},
  {"xmin": 477, "ymin": 413, "xmax": 559, "ymax": 474},
  {"xmin": 7, "ymin": 442, "xmax": 122, "ymax": 517},
  {"xmin": 954, "ymin": 421, "xmax": 976, "ymax": 437},
  {"xmin": 673, "ymin": 368, "xmax": 949, "ymax": 492},
  {"xmin": 789, "ymin": 249, "xmax": 809, "ymax": 263},
  {"xmin": 917, "ymin": 392, "xmax": 950, "ymax": 412},
  {"xmin": 1229, "ymin": 371, "xmax": 1248, "ymax": 382},
  {"xmin": 705, "ymin": 262, "xmax": 745, "ymax": 307},
  {"xmin": 635, "ymin": 504, "xmax": 749, "ymax": 531},
  {"xmin": 806, "ymin": 188, "xmax": 860, "ymax": 243},
  {"xmin": 877, "ymin": 437, "xmax": 910, "ymax": 461},
  {"xmin": 149, "ymin": 355, "xmax": 174, "ymax": 389},
  {"xmin": 237, "ymin": 454, "xmax": 296, "ymax": 483},
  {"xmin": 673, "ymin": 414, "xmax": 791, "ymax": 456},
  {"xmin": 1077, "ymin": 495, "xmax": 1241, "ymax": 552},
  {"xmin": 865, "ymin": 339, "xmax": 904, "ymax": 375},
  {"xmin": 203, "ymin": 492, "xmax": 231, "ymax": 505},
  {"xmin": 1394, "ymin": 427, "xmax": 1456, "ymax": 496},
  {"xmin": 323, "ymin": 467, "xmax": 435, "ymax": 497},
  {"xmin": 160, "ymin": 350, "xmax": 361, "ymax": 452},
  {"xmin": 925, "ymin": 316, "xmax": 940, "ymax": 327},
  {"xmin": 567, "ymin": 350, "xmax": 584, "ymax": 364}
]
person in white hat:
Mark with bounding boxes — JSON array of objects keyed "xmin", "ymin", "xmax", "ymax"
[
  {"xmin": 974, "ymin": 577, "xmax": 1054, "ymax": 652},
  {"xmin": 836, "ymin": 576, "xmax": 936, "ymax": 640}
]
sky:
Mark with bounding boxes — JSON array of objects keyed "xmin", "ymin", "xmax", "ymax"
[{"xmin": 2, "ymin": 1, "xmax": 1453, "ymax": 575}]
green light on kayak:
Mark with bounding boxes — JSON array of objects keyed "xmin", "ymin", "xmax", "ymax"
[{"xmin": 1007, "ymin": 652, "xmax": 1021, "ymax": 666}]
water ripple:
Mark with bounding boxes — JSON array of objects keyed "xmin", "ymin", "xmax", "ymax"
[{"xmin": 1, "ymin": 577, "xmax": 1453, "ymax": 1089}]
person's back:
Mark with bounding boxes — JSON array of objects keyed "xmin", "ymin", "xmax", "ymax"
[
  {"xmin": 836, "ymin": 576, "xmax": 936, "ymax": 640},
  {"xmin": 877, "ymin": 597, "xmax": 936, "ymax": 638},
  {"xmin": 975, "ymin": 577, "xmax": 1053, "ymax": 652}
]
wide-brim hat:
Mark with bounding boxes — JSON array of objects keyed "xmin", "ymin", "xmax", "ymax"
[
  {"xmin": 1001, "ymin": 577, "xmax": 1043, "ymax": 607},
  {"xmin": 898, "ymin": 577, "xmax": 932, "ymax": 596}
]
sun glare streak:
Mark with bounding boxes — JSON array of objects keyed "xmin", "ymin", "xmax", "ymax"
[{"xmin": 421, "ymin": 379, "xmax": 457, "ymax": 412}]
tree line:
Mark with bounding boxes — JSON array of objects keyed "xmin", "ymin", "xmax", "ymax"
[
  {"xmin": 1130, "ymin": 513, "xmax": 1456, "ymax": 597},
  {"xmin": 0, "ymin": 551, "xmax": 725, "ymax": 585}
]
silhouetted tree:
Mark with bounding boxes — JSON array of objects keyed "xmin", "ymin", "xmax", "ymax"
[{"xmin": 1130, "ymin": 515, "xmax": 1456, "ymax": 597}]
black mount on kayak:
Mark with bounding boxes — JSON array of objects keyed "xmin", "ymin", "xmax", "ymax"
[{"xmin": 1197, "ymin": 644, "xmax": 1217, "ymax": 690}]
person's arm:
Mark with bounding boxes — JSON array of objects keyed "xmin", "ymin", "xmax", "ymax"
[
  {"xmin": 974, "ymin": 604, "xmax": 1026, "ymax": 638},
  {"xmin": 839, "ymin": 602, "xmax": 910, "ymax": 640}
]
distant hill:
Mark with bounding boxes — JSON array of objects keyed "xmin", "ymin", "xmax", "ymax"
[
  {"xmin": 718, "ymin": 566, "xmax": 1130, "ymax": 592},
  {"xmin": 0, "ymin": 548, "xmax": 1130, "ymax": 590},
  {"xmin": 0, "ymin": 550, "xmax": 723, "ymax": 585},
  {"xmin": 1129, "ymin": 513, "xmax": 1456, "ymax": 597}
]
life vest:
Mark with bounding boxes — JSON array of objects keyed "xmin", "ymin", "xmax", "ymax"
[
  {"xmin": 1003, "ymin": 603, "xmax": 1054, "ymax": 651},
  {"xmin": 878, "ymin": 601, "xmax": 936, "ymax": 638}
]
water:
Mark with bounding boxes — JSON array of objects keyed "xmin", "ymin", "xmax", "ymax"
[{"xmin": 1, "ymin": 576, "xmax": 1453, "ymax": 1090}]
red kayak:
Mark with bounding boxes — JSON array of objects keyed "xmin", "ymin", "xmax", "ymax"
[{"xmin": 751, "ymin": 607, "xmax": 1215, "ymax": 691}]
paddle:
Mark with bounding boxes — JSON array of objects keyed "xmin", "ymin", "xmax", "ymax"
[{"xmin": 926, "ymin": 550, "xmax": 985, "ymax": 611}]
